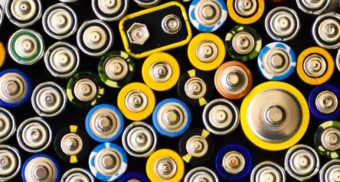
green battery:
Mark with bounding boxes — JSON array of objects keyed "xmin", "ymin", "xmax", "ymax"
[{"xmin": 314, "ymin": 120, "xmax": 340, "ymax": 159}]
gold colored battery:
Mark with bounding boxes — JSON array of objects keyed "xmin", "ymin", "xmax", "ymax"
[
  {"xmin": 227, "ymin": 0, "xmax": 265, "ymax": 24},
  {"xmin": 188, "ymin": 33, "xmax": 226, "ymax": 71},
  {"xmin": 297, "ymin": 47, "xmax": 334, "ymax": 85},
  {"xmin": 146, "ymin": 149, "xmax": 185, "ymax": 182},
  {"xmin": 0, "ymin": 41, "xmax": 5, "ymax": 68},
  {"xmin": 142, "ymin": 52, "xmax": 180, "ymax": 91}
]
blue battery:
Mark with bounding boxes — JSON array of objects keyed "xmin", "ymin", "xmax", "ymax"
[
  {"xmin": 215, "ymin": 144, "xmax": 252, "ymax": 181},
  {"xmin": 152, "ymin": 98, "xmax": 191, "ymax": 137},
  {"xmin": 189, "ymin": 0, "xmax": 227, "ymax": 32},
  {"xmin": 89, "ymin": 143, "xmax": 128, "ymax": 181},
  {"xmin": 22, "ymin": 153, "xmax": 61, "ymax": 182},
  {"xmin": 308, "ymin": 84, "xmax": 340, "ymax": 120},
  {"xmin": 0, "ymin": 69, "xmax": 31, "ymax": 108},
  {"xmin": 85, "ymin": 104, "xmax": 124, "ymax": 142},
  {"xmin": 258, "ymin": 42, "xmax": 296, "ymax": 80},
  {"xmin": 118, "ymin": 171, "xmax": 150, "ymax": 182}
]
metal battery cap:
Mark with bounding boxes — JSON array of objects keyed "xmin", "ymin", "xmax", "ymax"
[
  {"xmin": 234, "ymin": 0, "xmax": 258, "ymax": 17},
  {"xmin": 0, "ymin": 108, "xmax": 16, "ymax": 143},
  {"xmin": 60, "ymin": 133, "xmax": 83, "ymax": 156},
  {"xmin": 250, "ymin": 161, "xmax": 286, "ymax": 182},
  {"xmin": 185, "ymin": 135, "xmax": 208, "ymax": 158},
  {"xmin": 0, "ymin": 145, "xmax": 21, "ymax": 181},
  {"xmin": 232, "ymin": 31, "xmax": 255, "ymax": 55},
  {"xmin": 0, "ymin": 72, "xmax": 27, "ymax": 104},
  {"xmin": 73, "ymin": 78, "xmax": 97, "ymax": 102},
  {"xmin": 296, "ymin": 0, "xmax": 332, "ymax": 15},
  {"xmin": 127, "ymin": 23, "xmax": 149, "ymax": 45},
  {"xmin": 321, "ymin": 127, "xmax": 340, "ymax": 152},
  {"xmin": 162, "ymin": 14, "xmax": 182, "ymax": 34},
  {"xmin": 227, "ymin": 0, "xmax": 265, "ymax": 24},
  {"xmin": 319, "ymin": 159, "xmax": 340, "ymax": 182},
  {"xmin": 312, "ymin": 12, "xmax": 340, "ymax": 49},
  {"xmin": 92, "ymin": 0, "xmax": 128, "ymax": 21},
  {"xmin": 61, "ymin": 168, "xmax": 95, "ymax": 182},
  {"xmin": 184, "ymin": 77, "xmax": 207, "ymax": 99},
  {"xmin": 5, "ymin": 0, "xmax": 42, "ymax": 27},
  {"xmin": 184, "ymin": 167, "xmax": 218, "ymax": 182},
  {"xmin": 315, "ymin": 90, "xmax": 338, "ymax": 114}
]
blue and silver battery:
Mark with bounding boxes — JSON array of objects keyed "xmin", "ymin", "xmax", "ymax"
[
  {"xmin": 258, "ymin": 42, "xmax": 296, "ymax": 80},
  {"xmin": 0, "ymin": 145, "xmax": 21, "ymax": 181},
  {"xmin": 188, "ymin": 0, "xmax": 227, "ymax": 32},
  {"xmin": 89, "ymin": 143, "xmax": 128, "ymax": 181},
  {"xmin": 0, "ymin": 69, "xmax": 31, "ymax": 108},
  {"xmin": 85, "ymin": 104, "xmax": 124, "ymax": 143},
  {"xmin": 215, "ymin": 144, "xmax": 252, "ymax": 181},
  {"xmin": 118, "ymin": 171, "xmax": 150, "ymax": 182},
  {"xmin": 152, "ymin": 98, "xmax": 191, "ymax": 137}
]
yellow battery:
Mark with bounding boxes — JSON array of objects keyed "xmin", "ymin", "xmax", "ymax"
[
  {"xmin": 188, "ymin": 33, "xmax": 226, "ymax": 71},
  {"xmin": 117, "ymin": 82, "xmax": 155, "ymax": 121},
  {"xmin": 146, "ymin": 148, "xmax": 185, "ymax": 182},
  {"xmin": 142, "ymin": 52, "xmax": 180, "ymax": 91},
  {"xmin": 227, "ymin": 0, "xmax": 265, "ymax": 24},
  {"xmin": 297, "ymin": 47, "xmax": 334, "ymax": 85},
  {"xmin": 0, "ymin": 41, "xmax": 5, "ymax": 68},
  {"xmin": 119, "ymin": 2, "xmax": 192, "ymax": 59}
]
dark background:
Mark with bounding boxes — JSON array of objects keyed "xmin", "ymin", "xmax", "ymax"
[{"xmin": 0, "ymin": 0, "xmax": 339, "ymax": 181}]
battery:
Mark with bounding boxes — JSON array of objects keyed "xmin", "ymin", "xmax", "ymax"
[
  {"xmin": 297, "ymin": 47, "xmax": 334, "ymax": 85},
  {"xmin": 227, "ymin": 0, "xmax": 265, "ymax": 24},
  {"xmin": 121, "ymin": 121, "xmax": 157, "ymax": 158},
  {"xmin": 98, "ymin": 50, "xmax": 135, "ymax": 88},
  {"xmin": 42, "ymin": 3, "xmax": 78, "ymax": 40},
  {"xmin": 214, "ymin": 61, "xmax": 253, "ymax": 100},
  {"xmin": 77, "ymin": 19, "xmax": 114, "ymax": 57},
  {"xmin": 8, "ymin": 29, "xmax": 45, "ymax": 65},
  {"xmin": 215, "ymin": 144, "xmax": 252, "ymax": 181},
  {"xmin": 284, "ymin": 144, "xmax": 320, "ymax": 181},
  {"xmin": 146, "ymin": 148, "xmax": 185, "ymax": 182},
  {"xmin": 184, "ymin": 166, "xmax": 218, "ymax": 182},
  {"xmin": 241, "ymin": 81, "xmax": 309, "ymax": 151},
  {"xmin": 61, "ymin": 168, "xmax": 95, "ymax": 182},
  {"xmin": 319, "ymin": 159, "xmax": 340, "ymax": 182},
  {"xmin": 296, "ymin": 0, "xmax": 332, "ymax": 15},
  {"xmin": 265, "ymin": 7, "xmax": 300, "ymax": 41},
  {"xmin": 179, "ymin": 129, "xmax": 214, "ymax": 165},
  {"xmin": 22, "ymin": 153, "xmax": 61, "ymax": 182},
  {"xmin": 152, "ymin": 98, "xmax": 191, "ymax": 138},
  {"xmin": 89, "ymin": 143, "xmax": 128, "ymax": 181},
  {"xmin": 117, "ymin": 82, "xmax": 155, "ymax": 121},
  {"xmin": 188, "ymin": 33, "xmax": 226, "ymax": 71},
  {"xmin": 92, "ymin": 0, "xmax": 128, "ymax": 21},
  {"xmin": 0, "ymin": 41, "xmax": 5, "ymax": 68},
  {"xmin": 250, "ymin": 161, "xmax": 286, "ymax": 182},
  {"xmin": 0, "ymin": 69, "xmax": 31, "ymax": 108},
  {"xmin": 0, "ymin": 145, "xmax": 21, "ymax": 181},
  {"xmin": 314, "ymin": 120, "xmax": 340, "ymax": 158},
  {"xmin": 44, "ymin": 42, "xmax": 80, "ymax": 79},
  {"xmin": 188, "ymin": 0, "xmax": 227, "ymax": 32},
  {"xmin": 17, "ymin": 117, "xmax": 52, "ymax": 153},
  {"xmin": 0, "ymin": 107, "xmax": 16, "ymax": 143},
  {"xmin": 134, "ymin": 0, "xmax": 161, "ymax": 7},
  {"xmin": 66, "ymin": 72, "xmax": 105, "ymax": 108},
  {"xmin": 142, "ymin": 52, "xmax": 180, "ymax": 91},
  {"xmin": 5, "ymin": 0, "xmax": 42, "ymax": 27},
  {"xmin": 258, "ymin": 42, "xmax": 296, "ymax": 80},
  {"xmin": 312, "ymin": 12, "xmax": 340, "ymax": 49},
  {"xmin": 85, "ymin": 104, "xmax": 124, "ymax": 143},
  {"xmin": 225, "ymin": 25, "xmax": 262, "ymax": 62},
  {"xmin": 177, "ymin": 69, "xmax": 213, "ymax": 107},
  {"xmin": 54, "ymin": 125, "xmax": 90, "ymax": 164},
  {"xmin": 118, "ymin": 171, "xmax": 150, "ymax": 182},
  {"xmin": 31, "ymin": 81, "xmax": 67, "ymax": 117},
  {"xmin": 202, "ymin": 98, "xmax": 239, "ymax": 135},
  {"xmin": 308, "ymin": 84, "xmax": 340, "ymax": 120}
]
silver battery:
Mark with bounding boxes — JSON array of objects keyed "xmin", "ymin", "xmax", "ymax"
[
  {"xmin": 223, "ymin": 150, "xmax": 246, "ymax": 175},
  {"xmin": 150, "ymin": 61, "xmax": 172, "ymax": 83},
  {"xmin": 155, "ymin": 101, "xmax": 188, "ymax": 134},
  {"xmin": 88, "ymin": 106, "xmax": 123, "ymax": 141},
  {"xmin": 5, "ymin": 0, "xmax": 42, "ymax": 27},
  {"xmin": 134, "ymin": 0, "xmax": 161, "ymax": 7},
  {"xmin": 312, "ymin": 12, "xmax": 340, "ymax": 49},
  {"xmin": 337, "ymin": 49, "xmax": 340, "ymax": 72},
  {"xmin": 184, "ymin": 166, "xmax": 219, "ymax": 182},
  {"xmin": 285, "ymin": 144, "xmax": 320, "ymax": 181},
  {"xmin": 154, "ymin": 157, "xmax": 178, "ymax": 179},
  {"xmin": 315, "ymin": 90, "xmax": 338, "ymax": 114},
  {"xmin": 16, "ymin": 117, "xmax": 52, "ymax": 153},
  {"xmin": 162, "ymin": 14, "xmax": 182, "ymax": 34},
  {"xmin": 0, "ymin": 71, "xmax": 29, "ymax": 104},
  {"xmin": 202, "ymin": 99, "xmax": 239, "ymax": 135},
  {"xmin": 302, "ymin": 53, "xmax": 327, "ymax": 78},
  {"xmin": 184, "ymin": 77, "xmax": 207, "ymax": 100},
  {"xmin": 42, "ymin": 3, "xmax": 78, "ymax": 40},
  {"xmin": 0, "ymin": 107, "xmax": 16, "ymax": 143},
  {"xmin": 0, "ymin": 145, "xmax": 21, "ymax": 181},
  {"xmin": 122, "ymin": 121, "xmax": 157, "ymax": 158},
  {"xmin": 251, "ymin": 161, "xmax": 286, "ymax": 182},
  {"xmin": 76, "ymin": 19, "xmax": 114, "ymax": 57},
  {"xmin": 8, "ymin": 29, "xmax": 44, "ymax": 65},
  {"xmin": 265, "ymin": 7, "xmax": 300, "ymax": 41},
  {"xmin": 31, "ymin": 81, "xmax": 67, "ymax": 118},
  {"xmin": 320, "ymin": 159, "xmax": 340, "ymax": 182},
  {"xmin": 296, "ymin": 0, "xmax": 332, "ymax": 15},
  {"xmin": 92, "ymin": 0, "xmax": 129, "ymax": 21},
  {"xmin": 125, "ymin": 90, "xmax": 148, "ymax": 112},
  {"xmin": 44, "ymin": 42, "xmax": 80, "ymax": 79},
  {"xmin": 23, "ymin": 155, "xmax": 59, "ymax": 182},
  {"xmin": 61, "ymin": 168, "xmax": 95, "ymax": 182}
]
